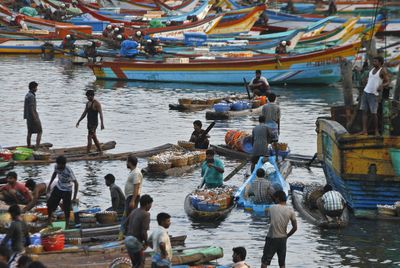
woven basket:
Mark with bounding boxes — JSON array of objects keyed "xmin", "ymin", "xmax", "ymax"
[
  {"xmin": 177, "ymin": 141, "xmax": 195, "ymax": 150},
  {"xmin": 148, "ymin": 162, "xmax": 171, "ymax": 172},
  {"xmin": 79, "ymin": 214, "xmax": 97, "ymax": 223},
  {"xmin": 377, "ymin": 205, "xmax": 397, "ymax": 217},
  {"xmin": 22, "ymin": 213, "xmax": 38, "ymax": 223},
  {"xmin": 178, "ymin": 98, "xmax": 192, "ymax": 105},
  {"xmin": 95, "ymin": 211, "xmax": 118, "ymax": 224},
  {"xmin": 187, "ymin": 154, "xmax": 196, "ymax": 165},
  {"xmin": 197, "ymin": 151, "xmax": 206, "ymax": 162},
  {"xmin": 40, "ymin": 227, "xmax": 63, "ymax": 238},
  {"xmin": 26, "ymin": 245, "xmax": 43, "ymax": 254},
  {"xmin": 170, "ymin": 157, "xmax": 188, "ymax": 167},
  {"xmin": 33, "ymin": 151, "xmax": 51, "ymax": 161}
]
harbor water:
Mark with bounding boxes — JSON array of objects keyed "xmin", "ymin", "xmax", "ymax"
[{"xmin": 0, "ymin": 55, "xmax": 399, "ymax": 267}]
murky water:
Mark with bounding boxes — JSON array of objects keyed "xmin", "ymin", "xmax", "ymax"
[{"xmin": 0, "ymin": 56, "xmax": 399, "ymax": 267}]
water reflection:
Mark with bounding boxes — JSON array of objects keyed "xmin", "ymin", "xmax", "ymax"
[{"xmin": 0, "ymin": 56, "xmax": 399, "ymax": 267}]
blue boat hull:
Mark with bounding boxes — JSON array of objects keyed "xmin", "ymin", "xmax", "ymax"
[{"xmin": 95, "ymin": 62, "xmax": 341, "ymax": 85}]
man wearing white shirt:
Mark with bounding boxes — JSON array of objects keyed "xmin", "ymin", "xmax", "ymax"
[{"xmin": 148, "ymin": 213, "xmax": 172, "ymax": 268}]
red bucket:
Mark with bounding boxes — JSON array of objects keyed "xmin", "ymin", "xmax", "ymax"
[
  {"xmin": 41, "ymin": 233, "xmax": 65, "ymax": 251},
  {"xmin": 0, "ymin": 151, "xmax": 12, "ymax": 161}
]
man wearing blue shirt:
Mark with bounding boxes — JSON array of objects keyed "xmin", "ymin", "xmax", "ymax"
[{"xmin": 200, "ymin": 149, "xmax": 224, "ymax": 188}]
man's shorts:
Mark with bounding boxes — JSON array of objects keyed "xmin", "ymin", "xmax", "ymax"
[
  {"xmin": 360, "ymin": 92, "xmax": 378, "ymax": 114},
  {"xmin": 261, "ymin": 237, "xmax": 287, "ymax": 266}
]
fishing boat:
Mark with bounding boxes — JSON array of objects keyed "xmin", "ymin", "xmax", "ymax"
[
  {"xmin": 316, "ymin": 116, "xmax": 400, "ymax": 220},
  {"xmin": 205, "ymin": 104, "xmax": 263, "ymax": 120},
  {"xmin": 88, "ymin": 41, "xmax": 361, "ymax": 85},
  {"xmin": 235, "ymin": 156, "xmax": 290, "ymax": 216},
  {"xmin": 169, "ymin": 94, "xmax": 247, "ymax": 111},
  {"xmin": 184, "ymin": 187, "xmax": 236, "ymax": 221},
  {"xmin": 13, "ymin": 143, "xmax": 173, "ymax": 165},
  {"xmin": 35, "ymin": 242, "xmax": 223, "ymax": 268},
  {"xmin": 291, "ymin": 187, "xmax": 349, "ymax": 228}
]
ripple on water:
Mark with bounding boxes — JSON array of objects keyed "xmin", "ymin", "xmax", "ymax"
[{"xmin": 0, "ymin": 56, "xmax": 399, "ymax": 267}]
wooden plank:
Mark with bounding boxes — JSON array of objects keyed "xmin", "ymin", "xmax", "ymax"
[{"xmin": 13, "ymin": 144, "xmax": 174, "ymax": 165}]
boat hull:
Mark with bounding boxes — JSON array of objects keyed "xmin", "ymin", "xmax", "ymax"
[
  {"xmin": 317, "ymin": 118, "xmax": 400, "ymax": 218},
  {"xmin": 184, "ymin": 194, "xmax": 235, "ymax": 221},
  {"xmin": 291, "ymin": 189, "xmax": 349, "ymax": 228}
]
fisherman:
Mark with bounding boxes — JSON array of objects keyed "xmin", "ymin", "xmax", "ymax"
[
  {"xmin": 104, "ymin": 174, "xmax": 126, "ymax": 216},
  {"xmin": 52, "ymin": 4, "xmax": 67, "ymax": 22},
  {"xmin": 125, "ymin": 195, "xmax": 153, "ymax": 268},
  {"xmin": 60, "ymin": 34, "xmax": 76, "ymax": 50},
  {"xmin": 47, "ymin": 156, "xmax": 79, "ymax": 229},
  {"xmin": 23, "ymin": 179, "xmax": 51, "ymax": 212},
  {"xmin": 189, "ymin": 120, "xmax": 210, "ymax": 149},
  {"xmin": 0, "ymin": 172, "xmax": 32, "ymax": 205},
  {"xmin": 262, "ymin": 93, "xmax": 280, "ymax": 145},
  {"xmin": 148, "ymin": 212, "xmax": 173, "ymax": 268},
  {"xmin": 246, "ymin": 168, "xmax": 274, "ymax": 204},
  {"xmin": 359, "ymin": 56, "xmax": 389, "ymax": 135},
  {"xmin": 43, "ymin": 4, "xmax": 53, "ymax": 20},
  {"xmin": 133, "ymin": 31, "xmax": 144, "ymax": 44},
  {"xmin": 275, "ymin": 41, "xmax": 288, "ymax": 54},
  {"xmin": 103, "ymin": 24, "xmax": 114, "ymax": 38},
  {"xmin": 231, "ymin": 247, "xmax": 249, "ymax": 268},
  {"xmin": 83, "ymin": 41, "xmax": 98, "ymax": 61},
  {"xmin": 199, "ymin": 149, "xmax": 224, "ymax": 189},
  {"xmin": 119, "ymin": 39, "xmax": 140, "ymax": 57},
  {"xmin": 24, "ymin": 81, "xmax": 42, "ymax": 149},
  {"xmin": 249, "ymin": 70, "xmax": 270, "ymax": 97},
  {"xmin": 0, "ymin": 205, "xmax": 30, "ymax": 266},
  {"xmin": 144, "ymin": 39, "xmax": 160, "ymax": 56},
  {"xmin": 317, "ymin": 184, "xmax": 346, "ymax": 220},
  {"xmin": 251, "ymin": 115, "xmax": 271, "ymax": 172},
  {"xmin": 261, "ymin": 190, "xmax": 297, "ymax": 268},
  {"xmin": 76, "ymin": 90, "xmax": 105, "ymax": 155},
  {"xmin": 327, "ymin": 0, "xmax": 337, "ymax": 15}
]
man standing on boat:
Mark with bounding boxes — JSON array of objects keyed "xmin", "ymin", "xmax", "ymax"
[
  {"xmin": 125, "ymin": 195, "xmax": 153, "ymax": 268},
  {"xmin": 148, "ymin": 212, "xmax": 173, "ymax": 268},
  {"xmin": 76, "ymin": 90, "xmax": 105, "ymax": 155},
  {"xmin": 104, "ymin": 174, "xmax": 126, "ymax": 216},
  {"xmin": 262, "ymin": 190, "xmax": 297, "ymax": 268},
  {"xmin": 199, "ymin": 149, "xmax": 224, "ymax": 189},
  {"xmin": 249, "ymin": 70, "xmax": 270, "ymax": 97},
  {"xmin": 251, "ymin": 116, "xmax": 271, "ymax": 172},
  {"xmin": 24, "ymin": 81, "xmax": 42, "ymax": 149},
  {"xmin": 359, "ymin": 56, "xmax": 389, "ymax": 135},
  {"xmin": 189, "ymin": 120, "xmax": 210, "ymax": 149},
  {"xmin": 262, "ymin": 93, "xmax": 280, "ymax": 150}
]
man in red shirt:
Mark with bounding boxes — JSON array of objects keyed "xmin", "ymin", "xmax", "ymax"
[{"xmin": 0, "ymin": 172, "xmax": 32, "ymax": 205}]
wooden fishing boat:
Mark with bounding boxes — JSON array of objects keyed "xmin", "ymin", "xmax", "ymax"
[
  {"xmin": 235, "ymin": 156, "xmax": 290, "ymax": 216},
  {"xmin": 184, "ymin": 188, "xmax": 236, "ymax": 221},
  {"xmin": 0, "ymin": 4, "xmax": 92, "ymax": 34},
  {"xmin": 211, "ymin": 144, "xmax": 321, "ymax": 168},
  {"xmin": 205, "ymin": 105, "xmax": 262, "ymax": 120},
  {"xmin": 35, "ymin": 242, "xmax": 223, "ymax": 268},
  {"xmin": 169, "ymin": 95, "xmax": 247, "ymax": 111},
  {"xmin": 13, "ymin": 143, "xmax": 173, "ymax": 165},
  {"xmin": 142, "ymin": 164, "xmax": 197, "ymax": 177},
  {"xmin": 88, "ymin": 41, "xmax": 361, "ymax": 85},
  {"xmin": 207, "ymin": 4, "xmax": 265, "ymax": 35},
  {"xmin": 291, "ymin": 188, "xmax": 349, "ymax": 228},
  {"xmin": 316, "ymin": 115, "xmax": 400, "ymax": 220}
]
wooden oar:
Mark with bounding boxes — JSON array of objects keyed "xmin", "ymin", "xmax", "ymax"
[
  {"xmin": 243, "ymin": 77, "xmax": 252, "ymax": 99},
  {"xmin": 224, "ymin": 160, "xmax": 247, "ymax": 182}
]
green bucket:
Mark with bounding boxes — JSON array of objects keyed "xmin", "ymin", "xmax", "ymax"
[{"xmin": 389, "ymin": 148, "xmax": 400, "ymax": 176}]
